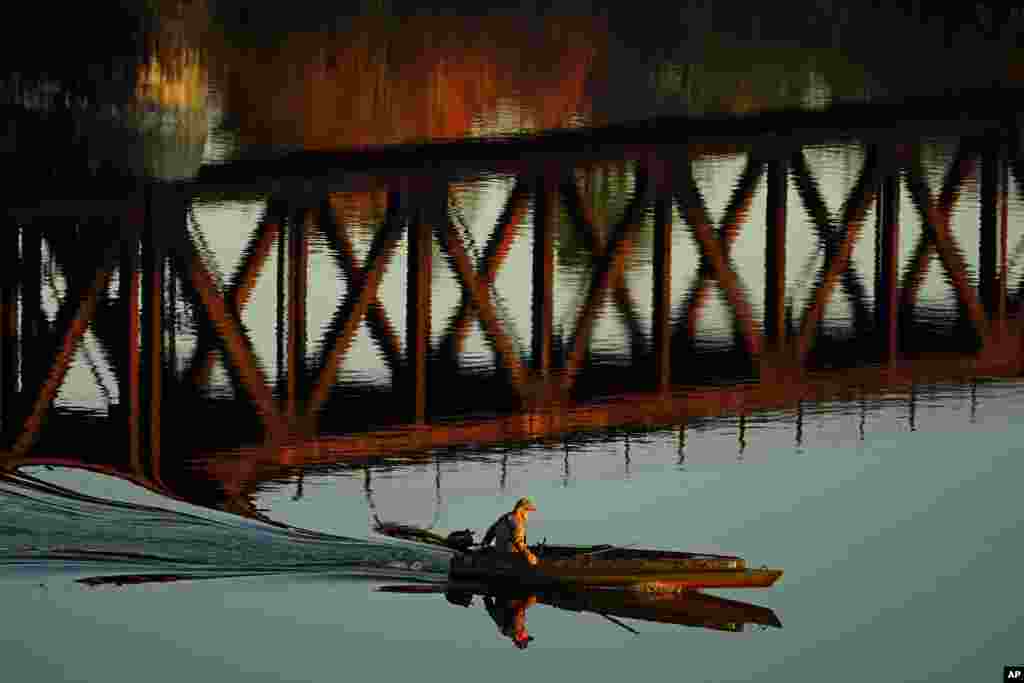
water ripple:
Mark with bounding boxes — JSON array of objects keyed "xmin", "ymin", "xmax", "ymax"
[{"xmin": 0, "ymin": 473, "xmax": 450, "ymax": 583}]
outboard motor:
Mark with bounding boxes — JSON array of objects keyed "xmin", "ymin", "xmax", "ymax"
[
  {"xmin": 446, "ymin": 529, "xmax": 475, "ymax": 552},
  {"xmin": 445, "ymin": 590, "xmax": 474, "ymax": 608}
]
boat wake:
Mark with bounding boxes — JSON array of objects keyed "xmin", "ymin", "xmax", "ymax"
[{"xmin": 0, "ymin": 471, "xmax": 451, "ymax": 586}]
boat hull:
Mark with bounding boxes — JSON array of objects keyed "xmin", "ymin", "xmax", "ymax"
[
  {"xmin": 450, "ymin": 550, "xmax": 781, "ymax": 590},
  {"xmin": 621, "ymin": 569, "xmax": 783, "ymax": 591}
]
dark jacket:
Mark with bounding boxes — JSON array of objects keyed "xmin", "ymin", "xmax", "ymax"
[{"xmin": 482, "ymin": 512, "xmax": 529, "ymax": 555}]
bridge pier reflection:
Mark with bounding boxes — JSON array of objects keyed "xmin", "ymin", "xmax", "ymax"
[
  {"xmin": 1, "ymin": 222, "xmax": 18, "ymax": 431},
  {"xmin": 652, "ymin": 169, "xmax": 673, "ymax": 393},
  {"xmin": 531, "ymin": 176, "xmax": 556, "ymax": 384},
  {"xmin": 120, "ymin": 222, "xmax": 142, "ymax": 472},
  {"xmin": 875, "ymin": 169, "xmax": 900, "ymax": 362},
  {"xmin": 406, "ymin": 189, "xmax": 434, "ymax": 425},
  {"xmin": 20, "ymin": 224, "xmax": 43, "ymax": 392},
  {"xmin": 141, "ymin": 186, "xmax": 165, "ymax": 475},
  {"xmin": 285, "ymin": 206, "xmax": 309, "ymax": 424},
  {"xmin": 764, "ymin": 158, "xmax": 787, "ymax": 352}
]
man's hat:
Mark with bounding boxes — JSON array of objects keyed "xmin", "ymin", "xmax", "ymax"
[{"xmin": 514, "ymin": 497, "xmax": 537, "ymax": 512}]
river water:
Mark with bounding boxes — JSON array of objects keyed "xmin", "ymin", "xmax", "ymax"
[
  {"xmin": 3, "ymin": 381, "xmax": 1023, "ymax": 682},
  {"xmin": 2, "ymin": 3, "xmax": 1023, "ymax": 682}
]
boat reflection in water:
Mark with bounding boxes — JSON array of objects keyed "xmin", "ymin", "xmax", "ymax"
[
  {"xmin": 375, "ymin": 519, "xmax": 781, "ymax": 645},
  {"xmin": 379, "ymin": 582, "xmax": 782, "ymax": 647}
]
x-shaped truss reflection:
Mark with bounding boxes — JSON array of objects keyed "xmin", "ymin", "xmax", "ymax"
[
  {"xmin": 434, "ymin": 204, "xmax": 530, "ymax": 397},
  {"xmin": 183, "ymin": 206, "xmax": 281, "ymax": 391},
  {"xmin": 675, "ymin": 163, "xmax": 763, "ymax": 358},
  {"xmin": 673, "ymin": 157, "xmax": 764, "ymax": 349},
  {"xmin": 169, "ymin": 223, "xmax": 287, "ymax": 440},
  {"xmin": 10, "ymin": 229, "xmax": 127, "ymax": 456},
  {"xmin": 789, "ymin": 152, "xmax": 874, "ymax": 335},
  {"xmin": 436, "ymin": 179, "xmax": 531, "ymax": 363},
  {"xmin": 22, "ymin": 219, "xmax": 184, "ymax": 404},
  {"xmin": 561, "ymin": 177, "xmax": 649, "ymax": 360},
  {"xmin": 560, "ymin": 167, "xmax": 655, "ymax": 388},
  {"xmin": 898, "ymin": 145, "xmax": 988, "ymax": 341},
  {"xmin": 166, "ymin": 144, "xmax": 1014, "ymax": 428},
  {"xmin": 788, "ymin": 146, "xmax": 882, "ymax": 361},
  {"xmin": 14, "ymin": 137, "xmax": 1018, "ymax": 462},
  {"xmin": 302, "ymin": 194, "xmax": 407, "ymax": 431},
  {"xmin": 317, "ymin": 199, "xmax": 404, "ymax": 378},
  {"xmin": 435, "ymin": 172, "xmax": 653, "ymax": 386}
]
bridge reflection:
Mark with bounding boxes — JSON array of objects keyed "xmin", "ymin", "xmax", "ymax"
[{"xmin": 2, "ymin": 93, "xmax": 1023, "ymax": 516}]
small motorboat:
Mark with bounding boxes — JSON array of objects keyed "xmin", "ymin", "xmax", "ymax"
[{"xmin": 374, "ymin": 522, "xmax": 783, "ymax": 592}]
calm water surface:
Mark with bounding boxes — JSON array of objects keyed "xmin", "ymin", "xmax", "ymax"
[
  {"xmin": 2, "ymin": 4, "xmax": 1023, "ymax": 683},
  {"xmin": 2, "ymin": 381, "xmax": 1023, "ymax": 682}
]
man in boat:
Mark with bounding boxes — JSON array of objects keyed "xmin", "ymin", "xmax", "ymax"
[
  {"xmin": 481, "ymin": 497, "xmax": 539, "ymax": 566},
  {"xmin": 484, "ymin": 593, "xmax": 537, "ymax": 650}
]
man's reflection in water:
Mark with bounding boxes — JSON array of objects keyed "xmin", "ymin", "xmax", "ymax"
[
  {"xmin": 485, "ymin": 594, "xmax": 537, "ymax": 649},
  {"xmin": 445, "ymin": 591, "xmax": 537, "ymax": 649}
]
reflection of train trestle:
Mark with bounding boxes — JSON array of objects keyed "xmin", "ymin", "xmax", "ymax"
[{"xmin": 2, "ymin": 92, "xmax": 1023, "ymax": 511}]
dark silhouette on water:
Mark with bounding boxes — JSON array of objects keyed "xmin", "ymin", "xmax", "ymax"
[
  {"xmin": 484, "ymin": 593, "xmax": 537, "ymax": 649},
  {"xmin": 380, "ymin": 582, "xmax": 782, "ymax": 639}
]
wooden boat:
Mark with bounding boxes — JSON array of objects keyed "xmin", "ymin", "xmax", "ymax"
[
  {"xmin": 373, "ymin": 522, "xmax": 782, "ymax": 591},
  {"xmin": 451, "ymin": 546, "xmax": 781, "ymax": 590}
]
